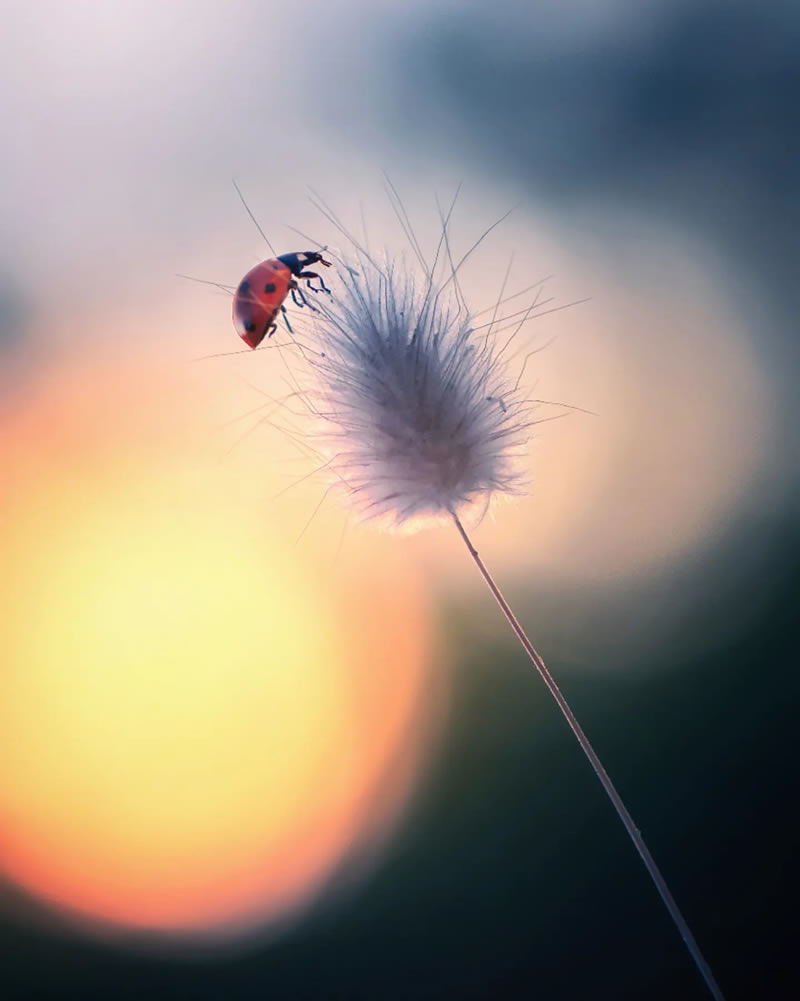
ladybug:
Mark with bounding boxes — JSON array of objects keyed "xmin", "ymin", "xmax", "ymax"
[{"xmin": 232, "ymin": 251, "xmax": 332, "ymax": 349}]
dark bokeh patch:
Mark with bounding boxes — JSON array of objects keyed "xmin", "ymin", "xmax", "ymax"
[
  {"xmin": 404, "ymin": 2, "xmax": 800, "ymax": 226},
  {"xmin": 399, "ymin": 1, "xmax": 800, "ymax": 392}
]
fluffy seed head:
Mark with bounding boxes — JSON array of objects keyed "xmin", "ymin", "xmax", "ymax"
[{"xmin": 304, "ymin": 253, "xmax": 536, "ymax": 529}]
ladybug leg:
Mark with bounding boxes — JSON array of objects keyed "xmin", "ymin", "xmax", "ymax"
[
  {"xmin": 290, "ymin": 286, "xmax": 305, "ymax": 308},
  {"xmin": 266, "ymin": 322, "xmax": 279, "ymax": 339},
  {"xmin": 297, "ymin": 270, "xmax": 331, "ymax": 295},
  {"xmin": 293, "ymin": 285, "xmax": 320, "ymax": 313},
  {"xmin": 280, "ymin": 305, "xmax": 294, "ymax": 334}
]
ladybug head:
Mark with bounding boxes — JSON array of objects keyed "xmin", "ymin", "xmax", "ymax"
[{"xmin": 277, "ymin": 250, "xmax": 332, "ymax": 276}]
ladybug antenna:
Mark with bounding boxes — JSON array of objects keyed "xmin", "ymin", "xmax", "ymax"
[{"xmin": 232, "ymin": 179, "xmax": 277, "ymax": 256}]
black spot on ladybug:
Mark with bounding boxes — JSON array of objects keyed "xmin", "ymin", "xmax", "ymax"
[
  {"xmin": 264, "ymin": 282, "xmax": 276, "ymax": 294},
  {"xmin": 243, "ymin": 319, "xmax": 257, "ymax": 333},
  {"xmin": 239, "ymin": 280, "xmax": 250, "ymax": 295}
]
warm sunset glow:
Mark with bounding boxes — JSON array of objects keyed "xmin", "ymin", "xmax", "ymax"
[{"xmin": 0, "ymin": 351, "xmax": 433, "ymax": 939}]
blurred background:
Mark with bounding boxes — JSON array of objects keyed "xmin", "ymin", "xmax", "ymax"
[{"xmin": 1, "ymin": 1, "xmax": 797, "ymax": 999}]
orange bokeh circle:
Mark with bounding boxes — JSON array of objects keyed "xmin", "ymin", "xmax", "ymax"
[{"xmin": 0, "ymin": 357, "xmax": 434, "ymax": 940}]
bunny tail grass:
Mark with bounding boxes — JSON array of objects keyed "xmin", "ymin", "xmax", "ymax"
[{"xmin": 451, "ymin": 511, "xmax": 726, "ymax": 1001}]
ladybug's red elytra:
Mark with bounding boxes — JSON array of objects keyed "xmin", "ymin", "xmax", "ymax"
[{"xmin": 232, "ymin": 250, "xmax": 332, "ymax": 349}]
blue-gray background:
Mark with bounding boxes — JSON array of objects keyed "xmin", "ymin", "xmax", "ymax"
[{"xmin": 2, "ymin": 2, "xmax": 797, "ymax": 998}]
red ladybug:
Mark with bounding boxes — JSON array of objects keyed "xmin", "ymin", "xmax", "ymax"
[{"xmin": 232, "ymin": 250, "xmax": 332, "ymax": 349}]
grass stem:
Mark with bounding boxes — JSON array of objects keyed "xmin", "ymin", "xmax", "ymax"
[{"xmin": 451, "ymin": 511, "xmax": 725, "ymax": 1001}]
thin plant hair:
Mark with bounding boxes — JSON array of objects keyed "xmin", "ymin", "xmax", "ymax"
[{"xmin": 196, "ymin": 181, "xmax": 726, "ymax": 1000}]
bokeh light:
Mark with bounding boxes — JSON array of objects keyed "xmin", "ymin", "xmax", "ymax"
[{"xmin": 0, "ymin": 347, "xmax": 435, "ymax": 941}]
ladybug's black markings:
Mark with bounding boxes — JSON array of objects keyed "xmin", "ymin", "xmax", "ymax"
[
  {"xmin": 232, "ymin": 250, "xmax": 332, "ymax": 348},
  {"xmin": 229, "ymin": 183, "xmax": 334, "ymax": 346}
]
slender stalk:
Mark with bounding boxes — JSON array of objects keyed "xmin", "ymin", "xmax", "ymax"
[{"xmin": 451, "ymin": 512, "xmax": 725, "ymax": 1001}]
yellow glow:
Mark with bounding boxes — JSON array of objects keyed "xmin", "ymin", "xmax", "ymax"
[{"xmin": 0, "ymin": 353, "xmax": 432, "ymax": 937}]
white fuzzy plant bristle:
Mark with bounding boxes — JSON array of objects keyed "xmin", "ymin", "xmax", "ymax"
[
  {"xmin": 211, "ymin": 188, "xmax": 726, "ymax": 999},
  {"xmin": 303, "ymin": 254, "xmax": 535, "ymax": 529}
]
